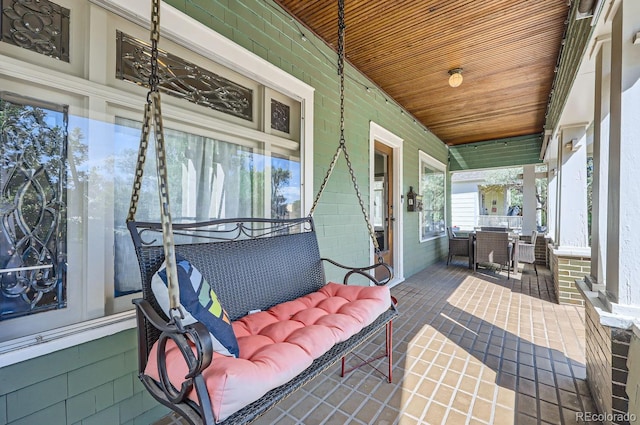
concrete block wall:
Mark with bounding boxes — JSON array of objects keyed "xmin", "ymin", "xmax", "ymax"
[
  {"xmin": 585, "ymin": 302, "xmax": 632, "ymax": 424},
  {"xmin": 0, "ymin": 330, "xmax": 167, "ymax": 425}
]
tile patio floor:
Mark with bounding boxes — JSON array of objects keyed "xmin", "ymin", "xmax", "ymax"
[{"xmin": 156, "ymin": 261, "xmax": 599, "ymax": 425}]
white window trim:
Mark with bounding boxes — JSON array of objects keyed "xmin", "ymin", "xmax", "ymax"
[
  {"xmin": 369, "ymin": 122, "xmax": 404, "ymax": 287},
  {"xmin": 419, "ymin": 150, "xmax": 447, "ymax": 243},
  {"xmin": 0, "ymin": 0, "xmax": 314, "ymax": 366},
  {"xmin": 91, "ymin": 0, "xmax": 315, "ymax": 214}
]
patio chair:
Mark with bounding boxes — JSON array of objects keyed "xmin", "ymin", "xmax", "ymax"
[
  {"xmin": 518, "ymin": 230, "xmax": 538, "ymax": 275},
  {"xmin": 447, "ymin": 227, "xmax": 469, "ymax": 266},
  {"xmin": 474, "ymin": 231, "xmax": 512, "ymax": 278}
]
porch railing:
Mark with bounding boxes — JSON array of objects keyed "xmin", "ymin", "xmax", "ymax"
[{"xmin": 477, "ymin": 215, "xmax": 522, "ymax": 230}]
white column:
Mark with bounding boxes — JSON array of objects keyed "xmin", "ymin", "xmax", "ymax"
[
  {"xmin": 587, "ymin": 39, "xmax": 611, "ymax": 290},
  {"xmin": 546, "ymin": 144, "xmax": 558, "ymax": 242},
  {"xmin": 522, "ymin": 164, "xmax": 537, "ymax": 234},
  {"xmin": 604, "ymin": 0, "xmax": 640, "ymax": 308},
  {"xmin": 556, "ymin": 125, "xmax": 589, "ymax": 250}
]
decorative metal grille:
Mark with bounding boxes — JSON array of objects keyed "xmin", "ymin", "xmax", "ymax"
[
  {"xmin": 116, "ymin": 31, "xmax": 253, "ymax": 121},
  {"xmin": 0, "ymin": 94, "xmax": 67, "ymax": 320},
  {"xmin": 270, "ymin": 99, "xmax": 290, "ymax": 134},
  {"xmin": 0, "ymin": 0, "xmax": 70, "ymax": 62}
]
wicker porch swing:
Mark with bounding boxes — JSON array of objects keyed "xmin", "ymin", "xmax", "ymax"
[{"xmin": 126, "ymin": 1, "xmax": 395, "ymax": 423}]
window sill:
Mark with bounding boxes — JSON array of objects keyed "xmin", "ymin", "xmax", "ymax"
[
  {"xmin": 420, "ymin": 234, "xmax": 446, "ymax": 243},
  {"xmin": 0, "ymin": 311, "xmax": 136, "ymax": 368}
]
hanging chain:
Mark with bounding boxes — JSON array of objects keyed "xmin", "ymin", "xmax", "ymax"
[
  {"xmin": 308, "ymin": 0, "xmax": 382, "ymax": 258},
  {"xmin": 127, "ymin": 0, "xmax": 160, "ymax": 223},
  {"xmin": 126, "ymin": 102, "xmax": 151, "ymax": 223},
  {"xmin": 148, "ymin": 0, "xmax": 160, "ymax": 98},
  {"xmin": 337, "ymin": 0, "xmax": 346, "ymax": 144},
  {"xmin": 126, "ymin": 0, "xmax": 181, "ymax": 312}
]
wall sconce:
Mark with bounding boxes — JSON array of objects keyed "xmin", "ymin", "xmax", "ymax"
[
  {"xmin": 406, "ymin": 186, "xmax": 423, "ymax": 212},
  {"xmin": 448, "ymin": 68, "xmax": 463, "ymax": 87},
  {"xmin": 565, "ymin": 138, "xmax": 580, "ymax": 151}
]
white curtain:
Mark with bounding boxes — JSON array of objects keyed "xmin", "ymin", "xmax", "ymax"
[{"xmin": 113, "ymin": 118, "xmax": 258, "ymax": 295}]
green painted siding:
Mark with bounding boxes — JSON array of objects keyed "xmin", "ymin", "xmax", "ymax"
[
  {"xmin": 544, "ymin": 3, "xmax": 597, "ymax": 132},
  {"xmin": 0, "ymin": 330, "xmax": 167, "ymax": 425},
  {"xmin": 449, "ymin": 135, "xmax": 543, "ymax": 171}
]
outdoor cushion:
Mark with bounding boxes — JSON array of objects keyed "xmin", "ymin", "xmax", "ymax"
[
  {"xmin": 146, "ymin": 282, "xmax": 391, "ymax": 422},
  {"xmin": 152, "ymin": 255, "xmax": 239, "ymax": 358}
]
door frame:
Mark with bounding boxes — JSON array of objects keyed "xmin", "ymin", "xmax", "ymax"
[{"xmin": 369, "ymin": 121, "xmax": 404, "ymax": 287}]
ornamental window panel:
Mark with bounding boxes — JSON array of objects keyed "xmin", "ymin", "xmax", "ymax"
[
  {"xmin": 419, "ymin": 150, "xmax": 446, "ymax": 242},
  {"xmin": 270, "ymin": 99, "xmax": 290, "ymax": 134},
  {"xmin": 0, "ymin": 0, "xmax": 70, "ymax": 62},
  {"xmin": 115, "ymin": 31, "xmax": 253, "ymax": 121},
  {"xmin": 0, "ymin": 93, "xmax": 67, "ymax": 320}
]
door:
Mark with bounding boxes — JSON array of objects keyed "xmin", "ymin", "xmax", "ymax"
[{"xmin": 373, "ymin": 142, "xmax": 394, "ymax": 279}]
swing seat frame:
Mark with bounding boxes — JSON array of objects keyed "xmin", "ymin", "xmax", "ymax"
[{"xmin": 130, "ymin": 216, "xmax": 398, "ymax": 424}]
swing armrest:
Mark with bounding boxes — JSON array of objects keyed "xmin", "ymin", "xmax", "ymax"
[
  {"xmin": 133, "ymin": 299, "xmax": 214, "ymax": 385},
  {"xmin": 321, "ymin": 258, "xmax": 393, "ymax": 286}
]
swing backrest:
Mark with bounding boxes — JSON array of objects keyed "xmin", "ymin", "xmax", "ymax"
[{"xmin": 128, "ymin": 217, "xmax": 326, "ymax": 357}]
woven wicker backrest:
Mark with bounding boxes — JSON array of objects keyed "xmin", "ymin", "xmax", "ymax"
[
  {"xmin": 475, "ymin": 230, "xmax": 510, "ymax": 265},
  {"xmin": 129, "ymin": 217, "xmax": 326, "ymax": 353},
  {"xmin": 177, "ymin": 232, "xmax": 325, "ymax": 321}
]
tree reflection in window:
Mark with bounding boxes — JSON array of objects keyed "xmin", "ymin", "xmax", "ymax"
[
  {"xmin": 0, "ymin": 95, "xmax": 67, "ymax": 320},
  {"xmin": 111, "ymin": 118, "xmax": 302, "ymax": 295},
  {"xmin": 420, "ymin": 153, "xmax": 446, "ymax": 241}
]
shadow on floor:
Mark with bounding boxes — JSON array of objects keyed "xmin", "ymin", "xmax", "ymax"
[{"xmin": 157, "ymin": 262, "xmax": 600, "ymax": 425}]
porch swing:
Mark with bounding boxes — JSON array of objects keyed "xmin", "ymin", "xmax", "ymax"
[{"xmin": 127, "ymin": 1, "xmax": 397, "ymax": 424}]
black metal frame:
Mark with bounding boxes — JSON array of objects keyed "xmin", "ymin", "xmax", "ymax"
[{"xmin": 129, "ymin": 216, "xmax": 398, "ymax": 424}]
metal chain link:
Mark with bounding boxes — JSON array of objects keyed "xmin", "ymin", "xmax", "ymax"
[
  {"xmin": 148, "ymin": 0, "xmax": 160, "ymax": 97},
  {"xmin": 152, "ymin": 93, "xmax": 180, "ymax": 311},
  {"xmin": 126, "ymin": 0, "xmax": 181, "ymax": 311},
  {"xmin": 309, "ymin": 0, "xmax": 382, "ymax": 257},
  {"xmin": 126, "ymin": 102, "xmax": 152, "ymax": 223}
]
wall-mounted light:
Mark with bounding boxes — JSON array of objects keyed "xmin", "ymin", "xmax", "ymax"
[
  {"xmin": 565, "ymin": 138, "xmax": 581, "ymax": 151},
  {"xmin": 448, "ymin": 68, "xmax": 463, "ymax": 87}
]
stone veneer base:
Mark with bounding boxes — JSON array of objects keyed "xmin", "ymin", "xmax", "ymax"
[
  {"xmin": 549, "ymin": 246, "xmax": 590, "ymax": 306},
  {"xmin": 578, "ymin": 280, "xmax": 634, "ymax": 425}
]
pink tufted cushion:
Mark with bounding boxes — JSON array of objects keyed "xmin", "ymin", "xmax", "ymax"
[{"xmin": 145, "ymin": 282, "xmax": 391, "ymax": 422}]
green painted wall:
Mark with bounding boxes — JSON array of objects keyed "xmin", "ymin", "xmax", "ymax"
[
  {"xmin": 0, "ymin": 330, "xmax": 168, "ymax": 425},
  {"xmin": 164, "ymin": 0, "xmax": 449, "ymax": 277},
  {"xmin": 449, "ymin": 134, "xmax": 543, "ymax": 172}
]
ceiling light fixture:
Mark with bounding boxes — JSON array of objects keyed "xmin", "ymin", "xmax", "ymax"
[{"xmin": 448, "ymin": 68, "xmax": 463, "ymax": 88}]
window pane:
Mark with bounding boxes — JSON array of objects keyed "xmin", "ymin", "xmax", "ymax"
[
  {"xmin": 271, "ymin": 155, "xmax": 300, "ymax": 219},
  {"xmin": 112, "ymin": 117, "xmax": 264, "ymax": 296},
  {"xmin": 0, "ymin": 97, "xmax": 67, "ymax": 320},
  {"xmin": 420, "ymin": 160, "xmax": 445, "ymax": 240}
]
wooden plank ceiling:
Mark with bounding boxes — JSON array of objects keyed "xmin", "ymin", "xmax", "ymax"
[{"xmin": 275, "ymin": 0, "xmax": 570, "ymax": 146}]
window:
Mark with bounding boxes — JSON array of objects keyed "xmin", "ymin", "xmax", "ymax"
[
  {"xmin": 419, "ymin": 150, "xmax": 446, "ymax": 241},
  {"xmin": 112, "ymin": 118, "xmax": 301, "ymax": 296},
  {"xmin": 0, "ymin": 0, "xmax": 313, "ymax": 360},
  {"xmin": 0, "ymin": 94, "xmax": 68, "ymax": 321}
]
